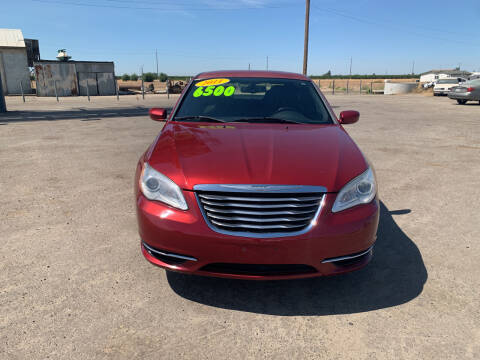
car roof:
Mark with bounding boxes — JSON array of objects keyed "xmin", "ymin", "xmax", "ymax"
[{"xmin": 194, "ymin": 70, "xmax": 311, "ymax": 81}]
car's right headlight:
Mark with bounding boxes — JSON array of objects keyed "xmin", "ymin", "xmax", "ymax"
[
  {"xmin": 332, "ymin": 167, "xmax": 377, "ymax": 213},
  {"xmin": 140, "ymin": 163, "xmax": 188, "ymax": 210}
]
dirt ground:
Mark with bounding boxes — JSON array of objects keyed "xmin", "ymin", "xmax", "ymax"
[{"xmin": 1, "ymin": 94, "xmax": 479, "ymax": 359}]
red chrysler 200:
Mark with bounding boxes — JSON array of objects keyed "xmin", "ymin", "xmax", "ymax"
[{"xmin": 135, "ymin": 70, "xmax": 379, "ymax": 280}]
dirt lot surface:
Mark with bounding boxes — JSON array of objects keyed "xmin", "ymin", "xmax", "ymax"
[{"xmin": 1, "ymin": 94, "xmax": 479, "ymax": 359}]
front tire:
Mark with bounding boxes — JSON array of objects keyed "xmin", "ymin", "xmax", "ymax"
[{"xmin": 457, "ymin": 99, "xmax": 467, "ymax": 105}]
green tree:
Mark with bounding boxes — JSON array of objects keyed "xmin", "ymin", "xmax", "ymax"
[
  {"xmin": 121, "ymin": 73, "xmax": 131, "ymax": 81},
  {"xmin": 159, "ymin": 72, "xmax": 168, "ymax": 82},
  {"xmin": 130, "ymin": 73, "xmax": 139, "ymax": 81},
  {"xmin": 142, "ymin": 72, "xmax": 156, "ymax": 82}
]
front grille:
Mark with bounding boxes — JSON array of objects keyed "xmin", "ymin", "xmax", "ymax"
[
  {"xmin": 200, "ymin": 263, "xmax": 317, "ymax": 276},
  {"xmin": 195, "ymin": 187, "xmax": 324, "ymax": 237}
]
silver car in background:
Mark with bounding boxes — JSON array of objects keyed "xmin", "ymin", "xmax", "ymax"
[{"xmin": 448, "ymin": 79, "xmax": 480, "ymax": 105}]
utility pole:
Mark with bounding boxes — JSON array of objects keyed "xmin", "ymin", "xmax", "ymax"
[
  {"xmin": 303, "ymin": 0, "xmax": 310, "ymax": 75},
  {"xmin": 248, "ymin": 63, "xmax": 251, "ymax": 71},
  {"xmin": 266, "ymin": 56, "xmax": 269, "ymax": 70},
  {"xmin": 0, "ymin": 72, "xmax": 6, "ymax": 112},
  {"xmin": 349, "ymin": 57, "xmax": 352, "ymax": 77},
  {"xmin": 412, "ymin": 60, "xmax": 415, "ymax": 75},
  {"xmin": 155, "ymin": 49, "xmax": 159, "ymax": 79}
]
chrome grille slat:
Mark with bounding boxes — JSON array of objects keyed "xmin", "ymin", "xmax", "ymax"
[
  {"xmin": 203, "ymin": 206, "xmax": 317, "ymax": 216},
  {"xmin": 210, "ymin": 219, "xmax": 307, "ymax": 230},
  {"xmin": 195, "ymin": 186, "xmax": 324, "ymax": 237},
  {"xmin": 200, "ymin": 199, "xmax": 319, "ymax": 208},
  {"xmin": 198, "ymin": 194, "xmax": 321, "ymax": 202},
  {"xmin": 206, "ymin": 213, "xmax": 312, "ymax": 223}
]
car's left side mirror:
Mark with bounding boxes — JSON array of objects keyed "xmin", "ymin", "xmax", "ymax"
[
  {"xmin": 339, "ymin": 110, "xmax": 360, "ymax": 125},
  {"xmin": 149, "ymin": 108, "xmax": 167, "ymax": 121}
]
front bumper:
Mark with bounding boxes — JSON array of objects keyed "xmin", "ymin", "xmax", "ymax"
[{"xmin": 136, "ymin": 190, "xmax": 379, "ymax": 280}]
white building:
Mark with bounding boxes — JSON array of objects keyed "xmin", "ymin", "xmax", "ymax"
[
  {"xmin": 0, "ymin": 29, "xmax": 32, "ymax": 95},
  {"xmin": 420, "ymin": 69, "xmax": 471, "ymax": 83}
]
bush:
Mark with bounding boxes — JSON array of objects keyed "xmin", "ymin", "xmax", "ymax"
[
  {"xmin": 130, "ymin": 73, "xmax": 139, "ymax": 81},
  {"xmin": 121, "ymin": 73, "xmax": 130, "ymax": 81},
  {"xmin": 159, "ymin": 72, "xmax": 168, "ymax": 82},
  {"xmin": 142, "ymin": 72, "xmax": 156, "ymax": 82}
]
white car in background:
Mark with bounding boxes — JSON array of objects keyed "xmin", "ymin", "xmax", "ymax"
[{"xmin": 433, "ymin": 78, "xmax": 463, "ymax": 96}]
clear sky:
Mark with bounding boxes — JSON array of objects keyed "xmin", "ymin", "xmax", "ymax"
[{"xmin": 2, "ymin": 0, "xmax": 480, "ymax": 76}]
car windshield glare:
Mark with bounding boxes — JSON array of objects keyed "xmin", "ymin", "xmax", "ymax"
[{"xmin": 173, "ymin": 77, "xmax": 333, "ymax": 124}]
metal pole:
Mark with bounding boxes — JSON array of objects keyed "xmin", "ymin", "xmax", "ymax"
[
  {"xmin": 332, "ymin": 79, "xmax": 335, "ymax": 95},
  {"xmin": 20, "ymin": 81, "xmax": 25, "ymax": 102},
  {"xmin": 370, "ymin": 81, "xmax": 373, "ymax": 94},
  {"xmin": 266, "ymin": 56, "xmax": 269, "ymax": 70},
  {"xmin": 141, "ymin": 66, "xmax": 145, "ymax": 100},
  {"xmin": 155, "ymin": 49, "xmax": 159, "ymax": 79},
  {"xmin": 346, "ymin": 79, "xmax": 349, "ymax": 94},
  {"xmin": 167, "ymin": 80, "xmax": 170, "ymax": 99},
  {"xmin": 54, "ymin": 80, "xmax": 59, "ymax": 102},
  {"xmin": 0, "ymin": 72, "xmax": 6, "ymax": 112},
  {"xmin": 86, "ymin": 79, "xmax": 90, "ymax": 101},
  {"xmin": 359, "ymin": 80, "xmax": 362, "ymax": 95},
  {"xmin": 302, "ymin": 0, "xmax": 310, "ymax": 75},
  {"xmin": 116, "ymin": 79, "xmax": 119, "ymax": 100}
]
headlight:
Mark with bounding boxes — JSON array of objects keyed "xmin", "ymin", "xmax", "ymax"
[
  {"xmin": 332, "ymin": 167, "xmax": 377, "ymax": 213},
  {"xmin": 140, "ymin": 163, "xmax": 188, "ymax": 210}
]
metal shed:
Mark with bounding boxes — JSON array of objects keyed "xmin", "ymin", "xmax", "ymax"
[
  {"xmin": 0, "ymin": 29, "xmax": 32, "ymax": 95},
  {"xmin": 34, "ymin": 60, "xmax": 116, "ymax": 97}
]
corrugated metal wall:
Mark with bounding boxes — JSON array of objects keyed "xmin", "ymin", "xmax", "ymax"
[{"xmin": 34, "ymin": 61, "xmax": 115, "ymax": 97}]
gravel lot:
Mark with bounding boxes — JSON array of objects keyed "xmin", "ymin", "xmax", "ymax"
[{"xmin": 1, "ymin": 94, "xmax": 479, "ymax": 359}]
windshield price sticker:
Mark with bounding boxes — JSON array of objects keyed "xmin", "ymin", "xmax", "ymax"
[
  {"xmin": 193, "ymin": 85, "xmax": 235, "ymax": 98},
  {"xmin": 195, "ymin": 78, "xmax": 230, "ymax": 87}
]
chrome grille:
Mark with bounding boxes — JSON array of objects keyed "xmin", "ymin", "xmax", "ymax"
[{"xmin": 194, "ymin": 185, "xmax": 325, "ymax": 238}]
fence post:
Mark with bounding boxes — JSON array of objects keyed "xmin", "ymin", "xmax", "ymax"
[
  {"xmin": 346, "ymin": 79, "xmax": 349, "ymax": 94},
  {"xmin": 115, "ymin": 79, "xmax": 119, "ymax": 101},
  {"xmin": 20, "ymin": 81, "xmax": 25, "ymax": 102},
  {"xmin": 370, "ymin": 81, "xmax": 373, "ymax": 94},
  {"xmin": 332, "ymin": 80, "xmax": 335, "ymax": 95},
  {"xmin": 86, "ymin": 79, "xmax": 90, "ymax": 101},
  {"xmin": 359, "ymin": 80, "xmax": 362, "ymax": 95},
  {"xmin": 0, "ymin": 72, "xmax": 6, "ymax": 112},
  {"xmin": 54, "ymin": 80, "xmax": 59, "ymax": 102}
]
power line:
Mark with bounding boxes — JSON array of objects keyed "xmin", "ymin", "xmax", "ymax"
[
  {"xmin": 30, "ymin": 0, "xmax": 294, "ymax": 11},
  {"xmin": 311, "ymin": 4, "xmax": 480, "ymax": 47}
]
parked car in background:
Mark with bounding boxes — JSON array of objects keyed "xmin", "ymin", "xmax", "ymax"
[
  {"xmin": 433, "ymin": 78, "xmax": 463, "ymax": 96},
  {"xmin": 448, "ymin": 79, "xmax": 480, "ymax": 105}
]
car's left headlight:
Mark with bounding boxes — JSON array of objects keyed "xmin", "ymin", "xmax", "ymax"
[
  {"xmin": 140, "ymin": 163, "xmax": 188, "ymax": 210},
  {"xmin": 332, "ymin": 167, "xmax": 377, "ymax": 213}
]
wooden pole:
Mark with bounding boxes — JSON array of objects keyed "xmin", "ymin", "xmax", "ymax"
[{"xmin": 302, "ymin": 0, "xmax": 310, "ymax": 75}]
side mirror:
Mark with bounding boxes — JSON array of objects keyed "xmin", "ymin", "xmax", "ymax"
[
  {"xmin": 149, "ymin": 108, "xmax": 167, "ymax": 121},
  {"xmin": 339, "ymin": 110, "xmax": 359, "ymax": 125}
]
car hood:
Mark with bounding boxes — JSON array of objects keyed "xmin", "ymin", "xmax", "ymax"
[{"xmin": 147, "ymin": 122, "xmax": 368, "ymax": 192}]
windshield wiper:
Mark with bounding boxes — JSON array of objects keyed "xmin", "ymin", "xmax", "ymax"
[
  {"xmin": 231, "ymin": 117, "xmax": 303, "ymax": 124},
  {"xmin": 173, "ymin": 116, "xmax": 226, "ymax": 123}
]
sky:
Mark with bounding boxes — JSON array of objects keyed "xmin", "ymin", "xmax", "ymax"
[{"xmin": 2, "ymin": 0, "xmax": 480, "ymax": 76}]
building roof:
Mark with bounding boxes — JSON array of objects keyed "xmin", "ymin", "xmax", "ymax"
[
  {"xmin": 195, "ymin": 70, "xmax": 309, "ymax": 80},
  {"xmin": 421, "ymin": 69, "xmax": 471, "ymax": 76},
  {"xmin": 0, "ymin": 29, "xmax": 25, "ymax": 48}
]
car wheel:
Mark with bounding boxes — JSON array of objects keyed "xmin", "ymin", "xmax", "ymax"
[{"xmin": 457, "ymin": 99, "xmax": 467, "ymax": 105}]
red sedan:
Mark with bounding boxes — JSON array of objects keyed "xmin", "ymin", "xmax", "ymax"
[{"xmin": 135, "ymin": 70, "xmax": 379, "ymax": 280}]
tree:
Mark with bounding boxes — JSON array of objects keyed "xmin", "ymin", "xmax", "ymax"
[
  {"xmin": 142, "ymin": 72, "xmax": 156, "ymax": 82},
  {"xmin": 130, "ymin": 73, "xmax": 139, "ymax": 81},
  {"xmin": 159, "ymin": 72, "xmax": 168, "ymax": 82},
  {"xmin": 121, "ymin": 73, "xmax": 131, "ymax": 81},
  {"xmin": 322, "ymin": 70, "xmax": 332, "ymax": 78}
]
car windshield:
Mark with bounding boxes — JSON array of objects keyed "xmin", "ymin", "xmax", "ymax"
[
  {"xmin": 464, "ymin": 79, "xmax": 480, "ymax": 86},
  {"xmin": 437, "ymin": 79, "xmax": 458, "ymax": 84},
  {"xmin": 174, "ymin": 77, "xmax": 333, "ymax": 124}
]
